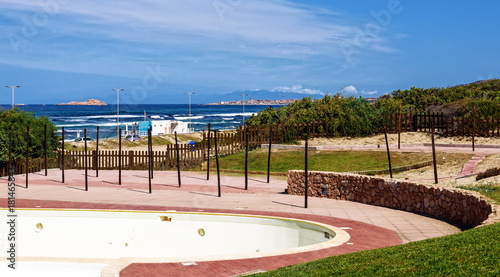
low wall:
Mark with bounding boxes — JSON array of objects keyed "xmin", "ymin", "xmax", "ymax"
[{"xmin": 287, "ymin": 171, "xmax": 498, "ymax": 228}]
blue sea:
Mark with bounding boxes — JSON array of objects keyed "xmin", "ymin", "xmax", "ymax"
[{"xmin": 1, "ymin": 104, "xmax": 277, "ymax": 140}]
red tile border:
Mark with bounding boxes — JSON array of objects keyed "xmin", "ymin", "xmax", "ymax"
[{"xmin": 9, "ymin": 199, "xmax": 402, "ymax": 277}]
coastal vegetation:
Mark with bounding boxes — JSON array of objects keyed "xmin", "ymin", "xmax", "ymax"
[
  {"xmin": 245, "ymin": 79, "xmax": 500, "ymax": 139},
  {"xmin": 0, "ymin": 108, "xmax": 59, "ymax": 162}
]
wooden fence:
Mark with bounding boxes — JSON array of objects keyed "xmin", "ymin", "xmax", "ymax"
[{"xmin": 385, "ymin": 112, "xmax": 500, "ymax": 137}]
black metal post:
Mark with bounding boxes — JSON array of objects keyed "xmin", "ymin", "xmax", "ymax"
[
  {"xmin": 96, "ymin": 126, "xmax": 99, "ymax": 177},
  {"xmin": 26, "ymin": 126, "xmax": 29, "ymax": 188},
  {"xmin": 398, "ymin": 102, "xmax": 402, "ymax": 150},
  {"xmin": 384, "ymin": 126, "xmax": 393, "ymax": 178},
  {"xmin": 8, "ymin": 128, "xmax": 12, "ymax": 173},
  {"xmin": 119, "ymin": 128, "xmax": 122, "ymax": 185},
  {"xmin": 85, "ymin": 128, "xmax": 88, "ymax": 191},
  {"xmin": 245, "ymin": 128, "xmax": 249, "ymax": 190},
  {"xmin": 472, "ymin": 105, "xmax": 476, "ymax": 152},
  {"xmin": 431, "ymin": 120, "xmax": 438, "ymax": 184},
  {"xmin": 175, "ymin": 131, "xmax": 181, "ymax": 188},
  {"xmin": 62, "ymin": 127, "xmax": 65, "ymax": 183},
  {"xmin": 150, "ymin": 132, "xmax": 154, "ymax": 180},
  {"xmin": 267, "ymin": 124, "xmax": 272, "ymax": 183},
  {"xmin": 304, "ymin": 125, "xmax": 309, "ymax": 209},
  {"xmin": 207, "ymin": 123, "xmax": 211, "ymax": 180},
  {"xmin": 44, "ymin": 125, "xmax": 48, "ymax": 176},
  {"xmin": 148, "ymin": 128, "xmax": 152, "ymax": 194},
  {"xmin": 215, "ymin": 130, "xmax": 221, "ymax": 197}
]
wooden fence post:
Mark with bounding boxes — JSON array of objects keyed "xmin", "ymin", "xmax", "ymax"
[{"xmin": 119, "ymin": 128, "xmax": 122, "ymax": 185}]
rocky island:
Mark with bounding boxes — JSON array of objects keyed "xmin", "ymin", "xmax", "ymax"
[{"xmin": 57, "ymin": 99, "xmax": 107, "ymax": 106}]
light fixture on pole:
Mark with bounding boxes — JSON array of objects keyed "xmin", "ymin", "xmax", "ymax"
[
  {"xmin": 240, "ymin": 94, "xmax": 248, "ymax": 125},
  {"xmin": 185, "ymin": 92, "xmax": 195, "ymax": 133},
  {"xmin": 6, "ymin": 86, "xmax": 20, "ymax": 109},
  {"xmin": 112, "ymin": 89, "xmax": 124, "ymax": 138}
]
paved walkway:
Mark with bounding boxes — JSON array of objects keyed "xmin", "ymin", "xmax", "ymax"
[{"xmin": 1, "ymin": 169, "xmax": 461, "ymax": 276}]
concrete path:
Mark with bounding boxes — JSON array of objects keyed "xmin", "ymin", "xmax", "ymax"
[{"xmin": 1, "ymin": 169, "xmax": 461, "ymax": 276}]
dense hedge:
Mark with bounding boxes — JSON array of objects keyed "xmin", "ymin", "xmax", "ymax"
[
  {"xmin": 246, "ymin": 94, "xmax": 384, "ymax": 138},
  {"xmin": 0, "ymin": 108, "xmax": 59, "ymax": 163},
  {"xmin": 246, "ymin": 79, "xmax": 500, "ymax": 140}
]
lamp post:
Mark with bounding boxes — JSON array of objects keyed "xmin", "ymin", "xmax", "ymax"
[
  {"xmin": 6, "ymin": 86, "xmax": 20, "ymax": 109},
  {"xmin": 112, "ymin": 89, "xmax": 124, "ymax": 138},
  {"xmin": 240, "ymin": 94, "xmax": 248, "ymax": 125},
  {"xmin": 185, "ymin": 92, "xmax": 195, "ymax": 133}
]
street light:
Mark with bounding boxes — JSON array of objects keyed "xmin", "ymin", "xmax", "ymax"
[
  {"xmin": 6, "ymin": 86, "xmax": 20, "ymax": 109},
  {"xmin": 240, "ymin": 94, "xmax": 248, "ymax": 125},
  {"xmin": 185, "ymin": 92, "xmax": 195, "ymax": 133},
  {"xmin": 112, "ymin": 89, "xmax": 124, "ymax": 138}
]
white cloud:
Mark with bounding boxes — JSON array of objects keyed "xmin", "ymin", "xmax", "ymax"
[
  {"xmin": 271, "ymin": 85, "xmax": 324, "ymax": 95},
  {"xmin": 341, "ymin": 86, "xmax": 377, "ymax": 96}
]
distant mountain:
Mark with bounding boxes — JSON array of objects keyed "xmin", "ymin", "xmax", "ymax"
[{"xmin": 195, "ymin": 90, "xmax": 324, "ymax": 104}]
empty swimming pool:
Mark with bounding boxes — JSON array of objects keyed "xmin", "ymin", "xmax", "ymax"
[{"xmin": 1, "ymin": 209, "xmax": 350, "ymax": 275}]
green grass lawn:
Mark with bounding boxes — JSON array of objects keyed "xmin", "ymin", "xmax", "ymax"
[
  {"xmin": 253, "ymin": 222, "xmax": 500, "ymax": 277},
  {"xmin": 210, "ymin": 150, "xmax": 471, "ymax": 174},
  {"xmin": 459, "ymin": 182, "xmax": 500, "ymax": 203}
]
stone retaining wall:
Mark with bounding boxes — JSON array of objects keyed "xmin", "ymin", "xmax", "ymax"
[{"xmin": 287, "ymin": 170, "xmax": 498, "ymax": 228}]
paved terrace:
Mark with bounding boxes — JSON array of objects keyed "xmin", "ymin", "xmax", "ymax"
[{"xmin": 2, "ymin": 167, "xmax": 462, "ymax": 276}]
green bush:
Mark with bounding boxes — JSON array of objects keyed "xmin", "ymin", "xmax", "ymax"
[{"xmin": 0, "ymin": 108, "xmax": 59, "ymax": 162}]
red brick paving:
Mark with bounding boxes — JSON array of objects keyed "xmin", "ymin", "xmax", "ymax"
[{"xmin": 12, "ymin": 199, "xmax": 401, "ymax": 277}]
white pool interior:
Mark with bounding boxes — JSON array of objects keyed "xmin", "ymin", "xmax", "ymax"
[{"xmin": 1, "ymin": 209, "xmax": 350, "ymax": 276}]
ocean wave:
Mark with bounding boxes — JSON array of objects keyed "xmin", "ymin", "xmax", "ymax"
[
  {"xmin": 56, "ymin": 123, "xmax": 119, "ymax": 128},
  {"xmin": 173, "ymin": 116, "xmax": 205, "ymax": 120}
]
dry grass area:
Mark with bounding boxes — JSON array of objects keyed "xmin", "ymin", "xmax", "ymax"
[{"xmin": 303, "ymin": 132, "xmax": 500, "ymax": 146}]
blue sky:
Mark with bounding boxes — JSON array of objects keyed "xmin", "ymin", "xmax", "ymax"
[{"xmin": 0, "ymin": 0, "xmax": 499, "ymax": 104}]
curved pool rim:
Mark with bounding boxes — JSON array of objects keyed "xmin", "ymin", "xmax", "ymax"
[{"xmin": 2, "ymin": 208, "xmax": 351, "ymax": 274}]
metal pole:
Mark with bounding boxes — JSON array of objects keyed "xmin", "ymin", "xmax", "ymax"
[
  {"xmin": 150, "ymin": 131, "xmax": 154, "ymax": 180},
  {"xmin": 62, "ymin": 127, "xmax": 65, "ymax": 183},
  {"xmin": 240, "ymin": 93, "xmax": 248, "ymax": 125},
  {"xmin": 8, "ymin": 128, "xmax": 12, "ymax": 174},
  {"xmin": 175, "ymin": 131, "xmax": 181, "ymax": 188},
  {"xmin": 245, "ymin": 128, "xmax": 248, "ymax": 190},
  {"xmin": 267, "ymin": 124, "xmax": 272, "ymax": 183},
  {"xmin": 112, "ymin": 89, "xmax": 124, "ymax": 138},
  {"xmin": 472, "ymin": 105, "xmax": 476, "ymax": 152},
  {"xmin": 398, "ymin": 102, "xmax": 402, "ymax": 149},
  {"xmin": 148, "ymin": 128, "xmax": 152, "ymax": 194},
  {"xmin": 384, "ymin": 126, "xmax": 393, "ymax": 178},
  {"xmin": 96, "ymin": 126, "xmax": 99, "ymax": 177},
  {"xmin": 26, "ymin": 126, "xmax": 29, "ymax": 188},
  {"xmin": 44, "ymin": 125, "xmax": 48, "ymax": 176},
  {"xmin": 185, "ymin": 92, "xmax": 195, "ymax": 133},
  {"xmin": 84, "ymin": 128, "xmax": 88, "ymax": 191},
  {"xmin": 215, "ymin": 130, "xmax": 221, "ymax": 197},
  {"xmin": 304, "ymin": 125, "xmax": 309, "ymax": 209},
  {"xmin": 206, "ymin": 123, "xmax": 211, "ymax": 180},
  {"xmin": 119, "ymin": 128, "xmax": 122, "ymax": 185},
  {"xmin": 6, "ymin": 86, "xmax": 20, "ymax": 109},
  {"xmin": 431, "ymin": 120, "xmax": 438, "ymax": 184}
]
